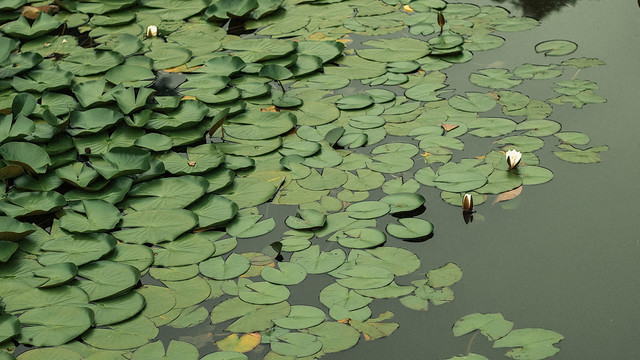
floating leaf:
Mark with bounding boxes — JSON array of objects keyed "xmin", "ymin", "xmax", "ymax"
[
  {"xmin": 239, "ymin": 281, "xmax": 290, "ymax": 305},
  {"xmin": 386, "ymin": 218, "xmax": 434, "ymax": 240},
  {"xmin": 336, "ymin": 94, "xmax": 374, "ymax": 110},
  {"xmin": 335, "ymin": 265, "xmax": 394, "ymax": 290},
  {"xmin": 81, "ymin": 314, "xmax": 159, "ymax": 350},
  {"xmin": 74, "ymin": 260, "xmax": 140, "ymax": 301},
  {"xmin": 216, "ymin": 333, "xmax": 262, "ymax": 353},
  {"xmin": 132, "ymin": 340, "xmax": 199, "ymax": 360},
  {"xmin": 561, "ymin": 57, "xmax": 606, "ymax": 69},
  {"xmin": 355, "ymin": 247, "xmax": 421, "ymax": 276},
  {"xmin": 113, "ymin": 209, "xmax": 198, "ymax": 245},
  {"xmin": 449, "ymin": 92, "xmax": 496, "ymax": 112},
  {"xmin": 453, "ymin": 313, "xmax": 514, "ymax": 341},
  {"xmin": 261, "ymin": 262, "xmax": 307, "ymax": 285},
  {"xmin": 470, "ymin": 68, "xmax": 522, "ymax": 89},
  {"xmin": 199, "ymin": 253, "xmax": 250, "ymax": 280},
  {"xmin": 493, "ymin": 328, "xmax": 564, "ymax": 360},
  {"xmin": 427, "ymin": 262, "xmax": 462, "ymax": 287},
  {"xmin": 0, "ymin": 142, "xmax": 51, "ymax": 174},
  {"xmin": 357, "ymin": 38, "xmax": 430, "ymax": 62},
  {"xmin": 59, "ymin": 199, "xmax": 121, "ymax": 233},
  {"xmin": 513, "ymin": 64, "xmax": 562, "ymax": 80},
  {"xmin": 18, "ymin": 306, "xmax": 93, "ymax": 346},
  {"xmin": 306, "ymin": 321, "xmax": 360, "ymax": 353},
  {"xmin": 493, "ymin": 185, "xmax": 523, "ymax": 204},
  {"xmin": 224, "ymin": 112, "xmax": 296, "ymax": 140},
  {"xmin": 290, "ymin": 245, "xmax": 345, "ymax": 274},
  {"xmin": 0, "ymin": 216, "xmax": 36, "ymax": 241},
  {"xmin": 0, "ymin": 190, "xmax": 66, "ymax": 217},
  {"xmin": 336, "ymin": 228, "xmax": 387, "ymax": 249},
  {"xmin": 273, "ymin": 305, "xmax": 326, "ymax": 329},
  {"xmin": 0, "ymin": 313, "xmax": 20, "ymax": 343},
  {"xmin": 1, "ymin": 13, "xmax": 61, "ymax": 39},
  {"xmin": 379, "ymin": 193, "xmax": 425, "ymax": 214},
  {"xmin": 285, "ymin": 209, "xmax": 326, "ymax": 230},
  {"xmin": 535, "ymin": 40, "xmax": 577, "ymax": 56},
  {"xmin": 345, "ymin": 201, "xmax": 390, "ymax": 219},
  {"xmin": 271, "ymin": 332, "xmax": 322, "ymax": 357},
  {"xmin": 349, "ymin": 311, "xmax": 399, "ymax": 340}
]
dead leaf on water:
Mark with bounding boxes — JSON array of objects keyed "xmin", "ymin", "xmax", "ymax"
[
  {"xmin": 493, "ymin": 185, "xmax": 522, "ymax": 205},
  {"xmin": 163, "ymin": 64, "xmax": 202, "ymax": 73},
  {"xmin": 215, "ymin": 332, "xmax": 262, "ymax": 353},
  {"xmin": 441, "ymin": 123, "xmax": 459, "ymax": 131}
]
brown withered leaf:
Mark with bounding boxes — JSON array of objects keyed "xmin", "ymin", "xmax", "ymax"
[
  {"xmin": 441, "ymin": 123, "xmax": 459, "ymax": 131},
  {"xmin": 492, "ymin": 185, "xmax": 522, "ymax": 205},
  {"xmin": 21, "ymin": 5, "xmax": 59, "ymax": 19},
  {"xmin": 307, "ymin": 32, "xmax": 329, "ymax": 41},
  {"xmin": 337, "ymin": 35, "xmax": 353, "ymax": 45},
  {"xmin": 163, "ymin": 64, "xmax": 202, "ymax": 73}
]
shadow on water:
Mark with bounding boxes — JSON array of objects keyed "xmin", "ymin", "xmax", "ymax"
[{"xmin": 490, "ymin": 0, "xmax": 578, "ymax": 19}]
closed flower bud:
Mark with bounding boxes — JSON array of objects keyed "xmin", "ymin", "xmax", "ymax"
[
  {"xmin": 462, "ymin": 193, "xmax": 473, "ymax": 212},
  {"xmin": 146, "ymin": 25, "xmax": 158, "ymax": 38},
  {"xmin": 506, "ymin": 149, "xmax": 522, "ymax": 169}
]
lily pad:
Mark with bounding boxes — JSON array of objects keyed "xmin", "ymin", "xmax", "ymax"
[
  {"xmin": 535, "ymin": 40, "xmax": 577, "ymax": 56},
  {"xmin": 379, "ymin": 193, "xmax": 425, "ymax": 214},
  {"xmin": 357, "ymin": 38, "xmax": 430, "ymax": 62},
  {"xmin": 0, "ymin": 142, "xmax": 51, "ymax": 174},
  {"xmin": 453, "ymin": 313, "xmax": 514, "ymax": 341},
  {"xmin": 59, "ymin": 199, "xmax": 121, "ymax": 233},
  {"xmin": 113, "ymin": 209, "xmax": 198, "ymax": 245},
  {"xmin": 199, "ymin": 253, "xmax": 250, "ymax": 280},
  {"xmin": 386, "ymin": 218, "xmax": 434, "ymax": 240},
  {"xmin": 18, "ymin": 305, "xmax": 93, "ymax": 346},
  {"xmin": 493, "ymin": 328, "xmax": 564, "ymax": 360}
]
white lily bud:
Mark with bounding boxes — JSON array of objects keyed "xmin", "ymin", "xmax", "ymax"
[
  {"xmin": 146, "ymin": 25, "xmax": 158, "ymax": 38},
  {"xmin": 462, "ymin": 193, "xmax": 473, "ymax": 212},
  {"xmin": 506, "ymin": 149, "xmax": 522, "ymax": 169}
]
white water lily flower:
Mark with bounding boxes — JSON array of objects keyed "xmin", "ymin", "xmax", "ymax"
[
  {"xmin": 146, "ymin": 25, "xmax": 158, "ymax": 37},
  {"xmin": 505, "ymin": 149, "xmax": 522, "ymax": 169},
  {"xmin": 462, "ymin": 193, "xmax": 473, "ymax": 212}
]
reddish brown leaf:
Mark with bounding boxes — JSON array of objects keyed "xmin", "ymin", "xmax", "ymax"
[
  {"xmin": 493, "ymin": 185, "xmax": 522, "ymax": 205},
  {"xmin": 441, "ymin": 123, "xmax": 459, "ymax": 131},
  {"xmin": 21, "ymin": 5, "xmax": 59, "ymax": 19}
]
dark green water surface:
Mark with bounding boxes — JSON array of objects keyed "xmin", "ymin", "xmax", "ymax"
[{"xmin": 325, "ymin": 0, "xmax": 640, "ymax": 358}]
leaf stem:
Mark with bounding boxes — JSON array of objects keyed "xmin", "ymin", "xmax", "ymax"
[
  {"xmin": 466, "ymin": 332, "xmax": 478, "ymax": 355},
  {"xmin": 571, "ymin": 68, "xmax": 581, "ymax": 80}
]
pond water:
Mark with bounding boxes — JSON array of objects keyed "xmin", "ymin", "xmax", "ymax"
[
  {"xmin": 2, "ymin": 0, "xmax": 639, "ymax": 359},
  {"xmin": 326, "ymin": 0, "xmax": 640, "ymax": 359}
]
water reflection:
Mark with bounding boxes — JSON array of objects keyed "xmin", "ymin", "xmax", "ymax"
[{"xmin": 490, "ymin": 0, "xmax": 578, "ymax": 20}]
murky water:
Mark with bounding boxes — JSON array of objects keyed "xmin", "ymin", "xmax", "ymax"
[{"xmin": 324, "ymin": 1, "xmax": 640, "ymax": 358}]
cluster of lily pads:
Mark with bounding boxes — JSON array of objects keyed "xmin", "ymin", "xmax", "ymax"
[{"xmin": 0, "ymin": 0, "xmax": 606, "ymax": 359}]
